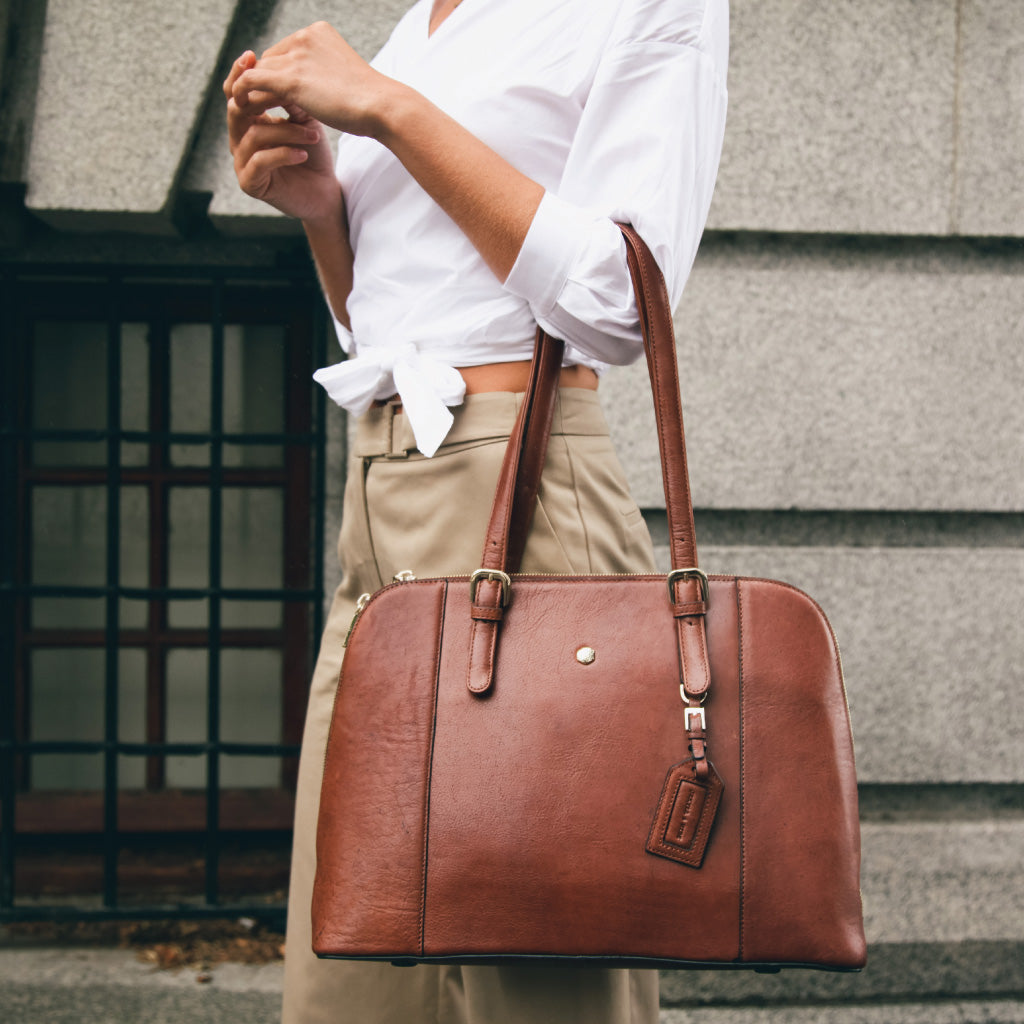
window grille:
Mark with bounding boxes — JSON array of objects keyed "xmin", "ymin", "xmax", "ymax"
[{"xmin": 0, "ymin": 264, "xmax": 328, "ymax": 921}]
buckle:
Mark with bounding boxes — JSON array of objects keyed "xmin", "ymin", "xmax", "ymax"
[
  {"xmin": 666, "ymin": 567, "xmax": 710, "ymax": 604},
  {"xmin": 683, "ymin": 705, "xmax": 706, "ymax": 731},
  {"xmin": 469, "ymin": 569, "xmax": 512, "ymax": 608}
]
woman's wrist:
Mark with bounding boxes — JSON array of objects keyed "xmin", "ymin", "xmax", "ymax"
[
  {"xmin": 365, "ymin": 77, "xmax": 425, "ymax": 148},
  {"xmin": 300, "ymin": 182, "xmax": 345, "ymax": 234}
]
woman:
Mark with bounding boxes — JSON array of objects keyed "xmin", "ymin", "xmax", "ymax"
[{"xmin": 225, "ymin": 1, "xmax": 728, "ymax": 1021}]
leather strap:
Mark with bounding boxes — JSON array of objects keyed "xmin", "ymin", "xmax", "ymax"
[
  {"xmin": 619, "ymin": 225, "xmax": 710, "ymax": 702},
  {"xmin": 479, "ymin": 328, "xmax": 565, "ymax": 574},
  {"xmin": 469, "ymin": 227, "xmax": 711, "ymax": 703},
  {"xmin": 468, "ymin": 328, "xmax": 563, "ymax": 695},
  {"xmin": 620, "ymin": 225, "xmax": 698, "ymax": 573}
]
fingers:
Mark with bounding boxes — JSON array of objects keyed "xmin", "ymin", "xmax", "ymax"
[
  {"xmin": 225, "ymin": 51, "xmax": 263, "ymax": 151},
  {"xmin": 223, "ymin": 50, "xmax": 256, "ymax": 99},
  {"xmin": 234, "ymin": 119, "xmax": 320, "ymax": 170},
  {"xmin": 281, "ymin": 102, "xmax": 315, "ymax": 126},
  {"xmin": 235, "ymin": 144, "xmax": 310, "ymax": 199},
  {"xmin": 232, "ymin": 61, "xmax": 290, "ymax": 111},
  {"xmin": 225, "ymin": 51, "xmax": 294, "ymax": 148},
  {"xmin": 227, "ymin": 84, "xmax": 288, "ymax": 150}
]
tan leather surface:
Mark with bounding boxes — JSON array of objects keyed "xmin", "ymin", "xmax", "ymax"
[
  {"xmin": 426, "ymin": 576, "xmax": 742, "ymax": 962},
  {"xmin": 736, "ymin": 578, "xmax": 866, "ymax": 966},
  {"xmin": 314, "ymin": 574, "xmax": 864, "ymax": 968},
  {"xmin": 312, "ymin": 580, "xmax": 447, "ymax": 957}
]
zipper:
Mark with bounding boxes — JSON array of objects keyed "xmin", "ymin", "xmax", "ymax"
[
  {"xmin": 342, "ymin": 592, "xmax": 371, "ymax": 648},
  {"xmin": 336, "ymin": 568, "xmax": 859, "ymax": 792},
  {"xmin": 344, "ymin": 568, "xmax": 853, "ymax": 736}
]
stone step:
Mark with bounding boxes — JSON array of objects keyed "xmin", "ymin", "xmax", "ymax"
[
  {"xmin": 662, "ymin": 1002, "xmax": 1024, "ymax": 1024},
  {"xmin": 660, "ymin": 943, "xmax": 1024, "ymax": 1007}
]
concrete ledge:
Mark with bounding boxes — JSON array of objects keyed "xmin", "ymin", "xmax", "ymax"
[
  {"xmin": 708, "ymin": 0, "xmax": 957, "ymax": 235},
  {"xmin": 661, "ymin": 1002, "xmax": 1024, "ymax": 1024},
  {"xmin": 3, "ymin": 936, "xmax": 1022, "ymax": 1024},
  {"xmin": 860, "ymin": 821, "xmax": 1024, "ymax": 945},
  {"xmin": 0, "ymin": 0, "xmax": 47, "ymax": 186},
  {"xmin": 648, "ymin": 544, "xmax": 1024, "ymax": 784},
  {"xmin": 955, "ymin": 0, "xmax": 1024, "ymax": 236},
  {"xmin": 661, "ymin": 941, "xmax": 1024, "ymax": 1007},
  {"xmin": 605, "ymin": 240, "xmax": 1024, "ymax": 512},
  {"xmin": 0, "ymin": 947, "xmax": 281, "ymax": 1024},
  {"xmin": 24, "ymin": 0, "xmax": 237, "ymax": 228}
]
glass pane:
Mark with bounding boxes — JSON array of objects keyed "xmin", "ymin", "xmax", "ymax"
[
  {"xmin": 221, "ymin": 599, "xmax": 284, "ymax": 630},
  {"xmin": 221, "ymin": 488, "xmax": 283, "ymax": 628},
  {"xmin": 223, "ymin": 324, "xmax": 285, "ymax": 467},
  {"xmin": 121, "ymin": 322, "xmax": 150, "ymax": 466},
  {"xmin": 30, "ymin": 649, "xmax": 146, "ymax": 790},
  {"xmin": 31, "ymin": 321, "xmax": 107, "ymax": 466},
  {"xmin": 165, "ymin": 648, "xmax": 206, "ymax": 788},
  {"xmin": 170, "ymin": 323, "xmax": 211, "ymax": 466},
  {"xmin": 29, "ymin": 598, "xmax": 101, "ymax": 629},
  {"xmin": 119, "ymin": 486, "xmax": 149, "ymax": 629},
  {"xmin": 118, "ymin": 649, "xmax": 147, "ymax": 789},
  {"xmin": 31, "ymin": 486, "xmax": 150, "ymax": 629},
  {"xmin": 30, "ymin": 754, "xmax": 105, "ymax": 793},
  {"xmin": 31, "ymin": 486, "xmax": 106, "ymax": 628},
  {"xmin": 220, "ymin": 649, "xmax": 282, "ymax": 787},
  {"xmin": 165, "ymin": 649, "xmax": 284, "ymax": 788},
  {"xmin": 168, "ymin": 487, "xmax": 209, "ymax": 628}
]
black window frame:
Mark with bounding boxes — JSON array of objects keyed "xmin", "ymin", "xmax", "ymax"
[{"xmin": 0, "ymin": 263, "xmax": 329, "ymax": 922}]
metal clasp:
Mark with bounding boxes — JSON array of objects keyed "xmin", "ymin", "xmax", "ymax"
[
  {"xmin": 469, "ymin": 569, "xmax": 512, "ymax": 608},
  {"xmin": 684, "ymin": 705, "xmax": 706, "ymax": 731},
  {"xmin": 667, "ymin": 567, "xmax": 710, "ymax": 604}
]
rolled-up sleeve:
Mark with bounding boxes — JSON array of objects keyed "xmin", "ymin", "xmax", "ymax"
[{"xmin": 503, "ymin": 0, "xmax": 729, "ymax": 366}]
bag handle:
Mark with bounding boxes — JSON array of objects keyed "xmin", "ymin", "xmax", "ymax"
[{"xmin": 467, "ymin": 226, "xmax": 712, "ymax": 714}]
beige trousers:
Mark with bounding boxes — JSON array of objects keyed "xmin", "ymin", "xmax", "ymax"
[{"xmin": 283, "ymin": 389, "xmax": 660, "ymax": 1024}]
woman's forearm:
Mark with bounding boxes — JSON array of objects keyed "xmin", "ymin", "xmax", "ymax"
[
  {"xmin": 370, "ymin": 82, "xmax": 544, "ymax": 282},
  {"xmin": 232, "ymin": 23, "xmax": 544, "ymax": 286},
  {"xmin": 303, "ymin": 194, "xmax": 354, "ymax": 331}
]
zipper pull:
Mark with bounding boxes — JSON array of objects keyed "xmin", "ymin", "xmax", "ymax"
[
  {"xmin": 343, "ymin": 592, "xmax": 371, "ymax": 648},
  {"xmin": 393, "ymin": 570, "xmax": 416, "ymax": 582}
]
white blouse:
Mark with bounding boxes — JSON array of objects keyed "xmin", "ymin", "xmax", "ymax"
[{"xmin": 314, "ymin": 0, "xmax": 729, "ymax": 456}]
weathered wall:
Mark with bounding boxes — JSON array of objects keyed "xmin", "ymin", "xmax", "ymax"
[{"xmin": 3, "ymin": 1, "xmax": 1022, "ymax": 1020}]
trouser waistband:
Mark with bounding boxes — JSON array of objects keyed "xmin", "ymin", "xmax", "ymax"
[{"xmin": 352, "ymin": 388, "xmax": 610, "ymax": 460}]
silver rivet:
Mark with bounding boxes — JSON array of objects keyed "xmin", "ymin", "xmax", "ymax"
[{"xmin": 576, "ymin": 646, "xmax": 596, "ymax": 666}]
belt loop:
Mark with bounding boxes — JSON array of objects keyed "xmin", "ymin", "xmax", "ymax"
[{"xmin": 384, "ymin": 402, "xmax": 409, "ymax": 459}]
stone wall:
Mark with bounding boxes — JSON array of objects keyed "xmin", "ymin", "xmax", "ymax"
[{"xmin": 2, "ymin": 1, "xmax": 1022, "ymax": 1020}]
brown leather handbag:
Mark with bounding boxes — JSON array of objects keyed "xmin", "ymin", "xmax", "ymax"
[{"xmin": 312, "ymin": 227, "xmax": 866, "ymax": 972}]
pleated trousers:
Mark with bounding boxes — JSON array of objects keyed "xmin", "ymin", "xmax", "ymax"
[{"xmin": 283, "ymin": 389, "xmax": 660, "ymax": 1024}]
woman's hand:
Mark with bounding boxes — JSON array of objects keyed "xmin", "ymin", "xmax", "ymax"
[
  {"xmin": 223, "ymin": 50, "xmax": 341, "ymax": 222},
  {"xmin": 228, "ymin": 21, "xmax": 543, "ymax": 282},
  {"xmin": 230, "ymin": 23, "xmax": 392, "ymax": 140}
]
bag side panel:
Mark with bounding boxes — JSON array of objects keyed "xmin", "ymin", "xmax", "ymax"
[
  {"xmin": 311, "ymin": 581, "xmax": 446, "ymax": 957},
  {"xmin": 738, "ymin": 578, "xmax": 866, "ymax": 968}
]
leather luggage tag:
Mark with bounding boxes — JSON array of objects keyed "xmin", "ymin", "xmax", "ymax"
[{"xmin": 646, "ymin": 758, "xmax": 723, "ymax": 868}]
